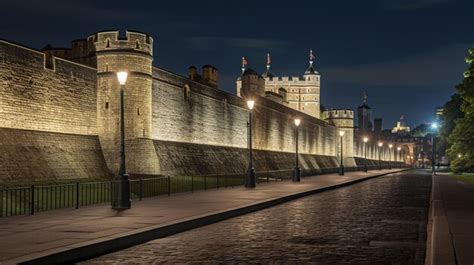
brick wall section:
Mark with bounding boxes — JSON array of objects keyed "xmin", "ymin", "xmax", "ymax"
[
  {"xmin": 154, "ymin": 140, "xmax": 338, "ymax": 176},
  {"xmin": 0, "ymin": 40, "xmax": 97, "ymax": 135},
  {"xmin": 0, "ymin": 128, "xmax": 110, "ymax": 185}
]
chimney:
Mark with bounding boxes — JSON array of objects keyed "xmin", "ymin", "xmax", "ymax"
[
  {"xmin": 188, "ymin": 66, "xmax": 198, "ymax": 81},
  {"xmin": 201, "ymin": 65, "xmax": 218, "ymax": 88}
]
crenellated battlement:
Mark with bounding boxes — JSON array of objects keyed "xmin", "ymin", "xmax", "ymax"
[
  {"xmin": 89, "ymin": 30, "xmax": 153, "ymax": 56},
  {"xmin": 322, "ymin": 109, "xmax": 354, "ymax": 120}
]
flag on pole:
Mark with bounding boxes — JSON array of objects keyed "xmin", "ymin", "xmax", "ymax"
[
  {"xmin": 267, "ymin": 53, "xmax": 271, "ymax": 65},
  {"xmin": 309, "ymin": 49, "xmax": 316, "ymax": 61},
  {"xmin": 242, "ymin": 56, "xmax": 248, "ymax": 68}
]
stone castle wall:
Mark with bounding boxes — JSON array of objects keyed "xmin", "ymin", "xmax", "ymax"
[
  {"xmin": 0, "ymin": 40, "xmax": 97, "ymax": 135},
  {"xmin": 152, "ymin": 67, "xmax": 336, "ymax": 156},
  {"xmin": 0, "ymin": 35, "xmax": 395, "ymax": 184}
]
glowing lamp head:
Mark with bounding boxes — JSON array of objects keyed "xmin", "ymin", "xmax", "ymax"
[
  {"xmin": 389, "ymin": 144, "xmax": 393, "ymax": 148},
  {"xmin": 339, "ymin": 130, "xmax": 345, "ymax": 137},
  {"xmin": 397, "ymin": 147, "xmax": 401, "ymax": 151},
  {"xmin": 378, "ymin": 142, "xmax": 383, "ymax": 147},
  {"xmin": 117, "ymin": 71, "xmax": 128, "ymax": 85},
  {"xmin": 294, "ymin": 118, "xmax": 301, "ymax": 127},
  {"xmin": 247, "ymin": 100, "xmax": 255, "ymax": 110},
  {"xmin": 431, "ymin": 123, "xmax": 438, "ymax": 129},
  {"xmin": 363, "ymin": 137, "xmax": 368, "ymax": 143},
  {"xmin": 458, "ymin": 153, "xmax": 462, "ymax": 158}
]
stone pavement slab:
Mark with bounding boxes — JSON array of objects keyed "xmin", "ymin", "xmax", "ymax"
[
  {"xmin": 429, "ymin": 172, "xmax": 474, "ymax": 265},
  {"xmin": 0, "ymin": 169, "xmax": 405, "ymax": 264}
]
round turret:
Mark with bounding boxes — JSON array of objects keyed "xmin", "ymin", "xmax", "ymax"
[
  {"xmin": 91, "ymin": 30, "xmax": 154, "ymax": 174},
  {"xmin": 241, "ymin": 68, "xmax": 265, "ymax": 98}
]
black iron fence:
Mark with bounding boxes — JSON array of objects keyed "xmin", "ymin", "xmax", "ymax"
[{"xmin": 0, "ymin": 164, "xmax": 404, "ymax": 218}]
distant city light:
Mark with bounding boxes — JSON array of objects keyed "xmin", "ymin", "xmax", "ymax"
[
  {"xmin": 378, "ymin": 142, "xmax": 383, "ymax": 147},
  {"xmin": 363, "ymin": 137, "xmax": 368, "ymax": 143}
]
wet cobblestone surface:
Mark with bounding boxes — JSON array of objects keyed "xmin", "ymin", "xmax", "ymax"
[{"xmin": 83, "ymin": 170, "xmax": 431, "ymax": 264}]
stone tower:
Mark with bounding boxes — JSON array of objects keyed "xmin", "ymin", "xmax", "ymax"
[
  {"xmin": 240, "ymin": 68, "xmax": 265, "ymax": 98},
  {"xmin": 357, "ymin": 92, "xmax": 372, "ymax": 134},
  {"xmin": 90, "ymin": 30, "xmax": 157, "ymax": 174},
  {"xmin": 236, "ymin": 51, "xmax": 321, "ymax": 118},
  {"xmin": 322, "ymin": 109, "xmax": 355, "ymax": 166}
]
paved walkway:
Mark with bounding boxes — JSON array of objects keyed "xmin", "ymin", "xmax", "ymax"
[
  {"xmin": 0, "ymin": 169, "xmax": 403, "ymax": 264},
  {"xmin": 84, "ymin": 169, "xmax": 430, "ymax": 264},
  {"xmin": 429, "ymin": 172, "xmax": 474, "ymax": 265}
]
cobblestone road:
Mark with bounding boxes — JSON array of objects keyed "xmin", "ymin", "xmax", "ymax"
[{"xmin": 83, "ymin": 170, "xmax": 431, "ymax": 264}]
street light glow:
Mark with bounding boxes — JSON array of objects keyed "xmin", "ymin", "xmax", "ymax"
[
  {"xmin": 378, "ymin": 142, "xmax": 383, "ymax": 147},
  {"xmin": 458, "ymin": 153, "xmax": 462, "ymax": 158},
  {"xmin": 294, "ymin": 118, "xmax": 301, "ymax": 127},
  {"xmin": 339, "ymin": 130, "xmax": 345, "ymax": 137},
  {"xmin": 389, "ymin": 144, "xmax": 393, "ymax": 148},
  {"xmin": 117, "ymin": 71, "xmax": 128, "ymax": 85},
  {"xmin": 247, "ymin": 100, "xmax": 255, "ymax": 110},
  {"xmin": 363, "ymin": 137, "xmax": 368, "ymax": 143},
  {"xmin": 431, "ymin": 122, "xmax": 438, "ymax": 129},
  {"xmin": 397, "ymin": 146, "xmax": 401, "ymax": 151}
]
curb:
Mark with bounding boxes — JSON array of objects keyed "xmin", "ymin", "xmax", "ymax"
[
  {"xmin": 17, "ymin": 169, "xmax": 410, "ymax": 265},
  {"xmin": 427, "ymin": 173, "xmax": 457, "ymax": 265}
]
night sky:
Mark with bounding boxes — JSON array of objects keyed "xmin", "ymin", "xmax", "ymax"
[{"xmin": 1, "ymin": 0, "xmax": 473, "ymax": 128}]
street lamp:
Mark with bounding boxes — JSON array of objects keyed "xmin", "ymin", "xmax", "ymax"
[
  {"xmin": 293, "ymin": 118, "xmax": 301, "ymax": 182},
  {"xmin": 458, "ymin": 153, "xmax": 462, "ymax": 158},
  {"xmin": 339, "ymin": 130, "xmax": 345, "ymax": 176},
  {"xmin": 388, "ymin": 144, "xmax": 393, "ymax": 169},
  {"xmin": 246, "ymin": 100, "xmax": 256, "ymax": 188},
  {"xmin": 431, "ymin": 122, "xmax": 438, "ymax": 176},
  {"xmin": 363, "ymin": 137, "xmax": 368, "ymax": 172},
  {"xmin": 397, "ymin": 146, "xmax": 401, "ymax": 168},
  {"xmin": 378, "ymin": 142, "xmax": 383, "ymax": 170},
  {"xmin": 112, "ymin": 71, "xmax": 131, "ymax": 210}
]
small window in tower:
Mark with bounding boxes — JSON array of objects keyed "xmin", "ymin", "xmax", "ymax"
[
  {"xmin": 105, "ymin": 63, "xmax": 109, "ymax": 72},
  {"xmin": 105, "ymin": 102, "xmax": 109, "ymax": 109},
  {"xmin": 135, "ymin": 40, "xmax": 141, "ymax": 49},
  {"xmin": 106, "ymin": 39, "xmax": 111, "ymax": 48},
  {"xmin": 137, "ymin": 108, "xmax": 140, "ymax": 115}
]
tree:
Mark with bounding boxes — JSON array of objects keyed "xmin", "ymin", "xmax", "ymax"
[
  {"xmin": 448, "ymin": 46, "xmax": 474, "ymax": 173},
  {"xmin": 410, "ymin": 124, "xmax": 430, "ymax": 137},
  {"xmin": 438, "ymin": 93, "xmax": 463, "ymax": 157}
]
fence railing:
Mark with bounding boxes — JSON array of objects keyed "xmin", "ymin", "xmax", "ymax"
[{"xmin": 0, "ymin": 164, "xmax": 406, "ymax": 218}]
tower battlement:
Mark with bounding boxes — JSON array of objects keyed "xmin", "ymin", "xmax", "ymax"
[
  {"xmin": 322, "ymin": 109, "xmax": 354, "ymax": 120},
  {"xmin": 236, "ymin": 51, "xmax": 321, "ymax": 118},
  {"xmin": 89, "ymin": 30, "xmax": 153, "ymax": 56}
]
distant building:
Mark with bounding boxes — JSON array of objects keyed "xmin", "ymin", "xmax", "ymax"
[
  {"xmin": 435, "ymin": 107, "xmax": 443, "ymax": 120},
  {"xmin": 392, "ymin": 115, "xmax": 410, "ymax": 134},
  {"xmin": 374, "ymin": 118, "xmax": 383, "ymax": 134},
  {"xmin": 357, "ymin": 92, "xmax": 372, "ymax": 134}
]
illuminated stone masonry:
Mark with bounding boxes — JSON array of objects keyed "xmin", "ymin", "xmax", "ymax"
[{"xmin": 0, "ymin": 30, "xmax": 400, "ymax": 183}]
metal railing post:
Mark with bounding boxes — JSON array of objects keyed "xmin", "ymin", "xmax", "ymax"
[
  {"xmin": 75, "ymin": 182, "xmax": 80, "ymax": 209},
  {"xmin": 191, "ymin": 175, "xmax": 194, "ymax": 193},
  {"xmin": 30, "ymin": 185, "xmax": 35, "ymax": 215},
  {"xmin": 139, "ymin": 178, "xmax": 143, "ymax": 201},
  {"xmin": 204, "ymin": 176, "xmax": 207, "ymax": 191},
  {"xmin": 167, "ymin": 175, "xmax": 171, "ymax": 196}
]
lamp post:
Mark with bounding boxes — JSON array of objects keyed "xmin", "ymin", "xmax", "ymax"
[
  {"xmin": 246, "ymin": 100, "xmax": 256, "ymax": 188},
  {"xmin": 397, "ymin": 146, "xmax": 401, "ymax": 168},
  {"xmin": 112, "ymin": 71, "xmax": 131, "ymax": 210},
  {"xmin": 378, "ymin": 142, "xmax": 383, "ymax": 170},
  {"xmin": 339, "ymin": 130, "xmax": 345, "ymax": 175},
  {"xmin": 293, "ymin": 118, "xmax": 301, "ymax": 182},
  {"xmin": 431, "ymin": 123, "xmax": 438, "ymax": 176},
  {"xmin": 388, "ymin": 144, "xmax": 393, "ymax": 169},
  {"xmin": 363, "ymin": 137, "xmax": 368, "ymax": 172}
]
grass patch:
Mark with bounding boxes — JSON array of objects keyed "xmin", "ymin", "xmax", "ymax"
[{"xmin": 451, "ymin": 173, "xmax": 474, "ymax": 186}]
